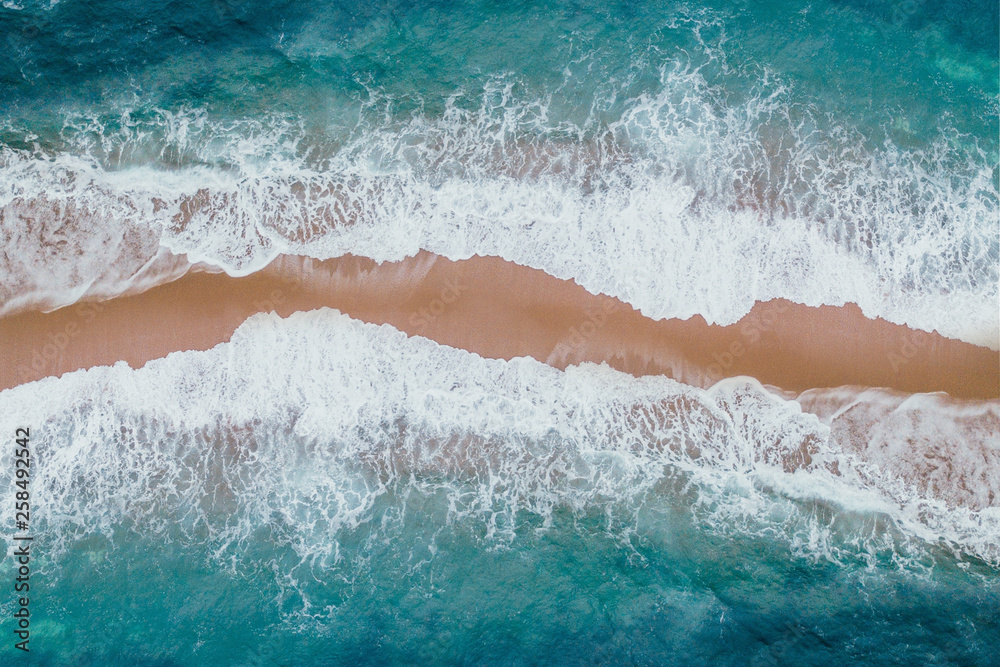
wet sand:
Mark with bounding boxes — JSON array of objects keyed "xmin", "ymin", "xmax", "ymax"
[{"xmin": 1, "ymin": 252, "xmax": 997, "ymax": 398}]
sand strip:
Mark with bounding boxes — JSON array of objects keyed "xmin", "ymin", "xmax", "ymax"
[{"xmin": 1, "ymin": 252, "xmax": 997, "ymax": 398}]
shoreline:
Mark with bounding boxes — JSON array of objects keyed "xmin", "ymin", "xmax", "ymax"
[{"xmin": 1, "ymin": 252, "xmax": 997, "ymax": 398}]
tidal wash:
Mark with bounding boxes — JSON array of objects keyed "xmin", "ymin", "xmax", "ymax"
[{"xmin": 0, "ymin": 0, "xmax": 997, "ymax": 664}]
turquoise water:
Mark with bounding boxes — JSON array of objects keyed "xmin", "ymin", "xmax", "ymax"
[
  {"xmin": 2, "ymin": 0, "xmax": 997, "ymax": 146},
  {"xmin": 1, "ymin": 309, "xmax": 999, "ymax": 665},
  {"xmin": 1, "ymin": 0, "xmax": 997, "ymax": 341},
  {"xmin": 9, "ymin": 500, "xmax": 1000, "ymax": 665},
  {"xmin": 1, "ymin": 1, "xmax": 999, "ymax": 664}
]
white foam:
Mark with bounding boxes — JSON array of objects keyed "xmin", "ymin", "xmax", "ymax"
[
  {"xmin": 1, "ymin": 309, "xmax": 996, "ymax": 571},
  {"xmin": 797, "ymin": 387, "xmax": 1000, "ymax": 512},
  {"xmin": 1, "ymin": 61, "xmax": 997, "ymax": 346}
]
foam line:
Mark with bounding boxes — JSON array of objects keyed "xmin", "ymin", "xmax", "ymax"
[
  {"xmin": 2, "ymin": 62, "xmax": 996, "ymax": 346},
  {"xmin": 1, "ymin": 309, "xmax": 996, "ymax": 570}
]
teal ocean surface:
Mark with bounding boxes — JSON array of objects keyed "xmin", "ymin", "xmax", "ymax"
[
  {"xmin": 0, "ymin": 0, "xmax": 998, "ymax": 665},
  {"xmin": 2, "ymin": 310, "xmax": 1000, "ymax": 665}
]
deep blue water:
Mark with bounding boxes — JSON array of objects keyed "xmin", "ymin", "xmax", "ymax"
[
  {"xmin": 10, "ymin": 503, "xmax": 1000, "ymax": 665},
  {"xmin": 1, "ymin": 0, "xmax": 996, "ymax": 154},
  {"xmin": 0, "ymin": 1, "xmax": 998, "ymax": 665}
]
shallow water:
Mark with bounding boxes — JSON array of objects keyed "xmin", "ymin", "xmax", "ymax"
[
  {"xmin": 1, "ymin": 311, "xmax": 998, "ymax": 664},
  {"xmin": 1, "ymin": 0, "xmax": 998, "ymax": 663},
  {"xmin": 1, "ymin": 0, "xmax": 997, "ymax": 342}
]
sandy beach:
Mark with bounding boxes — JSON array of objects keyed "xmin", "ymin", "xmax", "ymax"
[{"xmin": 1, "ymin": 252, "xmax": 996, "ymax": 398}]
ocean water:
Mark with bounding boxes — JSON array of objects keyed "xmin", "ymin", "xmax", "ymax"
[
  {"xmin": 1, "ymin": 310, "xmax": 1000, "ymax": 665},
  {"xmin": 1, "ymin": 0, "xmax": 999, "ymax": 665},
  {"xmin": 1, "ymin": 0, "xmax": 997, "ymax": 342}
]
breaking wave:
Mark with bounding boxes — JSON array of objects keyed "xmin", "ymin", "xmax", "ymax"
[
  {"xmin": 2, "ymin": 56, "xmax": 996, "ymax": 346},
  {"xmin": 2, "ymin": 308, "xmax": 996, "ymax": 585}
]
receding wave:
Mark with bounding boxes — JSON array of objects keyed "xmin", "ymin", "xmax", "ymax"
[
  {"xmin": 1, "ymin": 308, "xmax": 996, "ymax": 579},
  {"xmin": 2, "ymin": 57, "xmax": 996, "ymax": 346}
]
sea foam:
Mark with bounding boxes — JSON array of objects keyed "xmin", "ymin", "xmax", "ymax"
[
  {"xmin": 1, "ymin": 58, "xmax": 996, "ymax": 346},
  {"xmin": 1, "ymin": 309, "xmax": 996, "ymax": 575}
]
